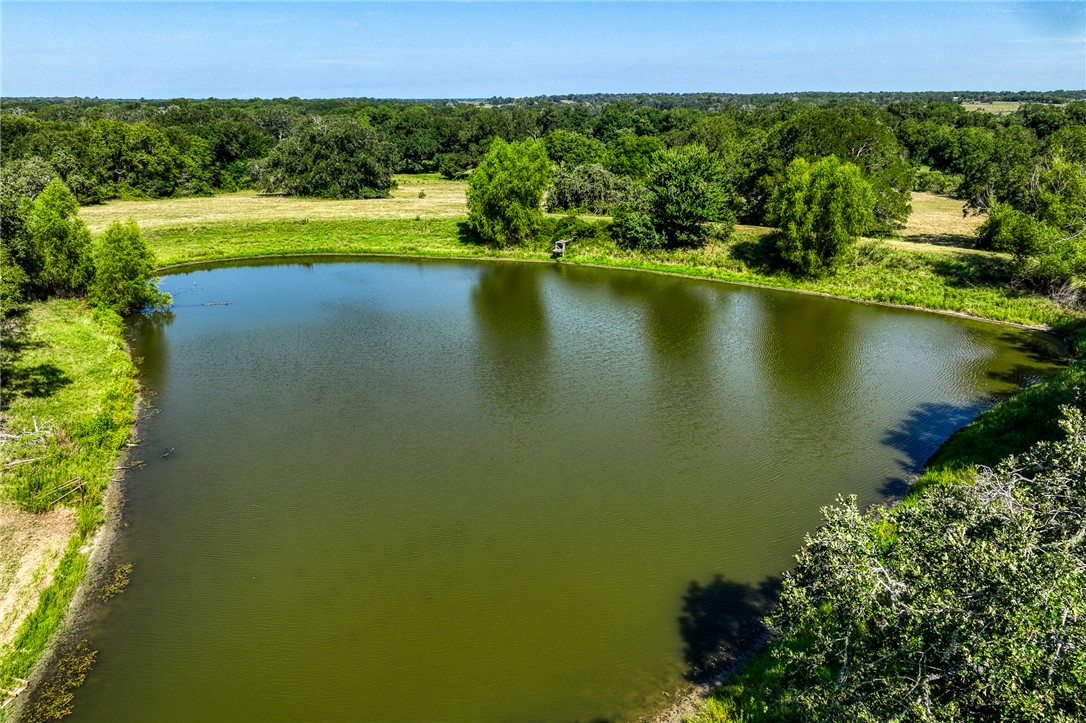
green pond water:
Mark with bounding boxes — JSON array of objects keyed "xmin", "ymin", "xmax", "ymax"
[{"xmin": 69, "ymin": 258, "xmax": 1062, "ymax": 722}]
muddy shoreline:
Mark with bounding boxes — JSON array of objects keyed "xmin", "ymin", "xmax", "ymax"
[{"xmin": 6, "ymin": 396, "xmax": 145, "ymax": 723}]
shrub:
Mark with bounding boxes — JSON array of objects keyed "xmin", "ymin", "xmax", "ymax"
[
  {"xmin": 610, "ymin": 206, "xmax": 663, "ymax": 251},
  {"xmin": 913, "ymin": 168, "xmax": 962, "ymax": 195},
  {"xmin": 89, "ymin": 220, "xmax": 171, "ymax": 315},
  {"xmin": 768, "ymin": 156, "xmax": 875, "ymax": 276},
  {"xmin": 466, "ymin": 138, "xmax": 551, "ymax": 246},
  {"xmin": 545, "ymin": 163, "xmax": 639, "ymax": 215}
]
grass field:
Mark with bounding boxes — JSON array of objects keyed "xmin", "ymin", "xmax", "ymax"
[
  {"xmin": 961, "ymin": 101, "xmax": 1024, "ymax": 114},
  {"xmin": 78, "ymin": 174, "xmax": 467, "ymax": 233}
]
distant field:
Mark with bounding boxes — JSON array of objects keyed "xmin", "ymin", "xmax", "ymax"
[
  {"xmin": 81, "ymin": 181, "xmax": 1071, "ymax": 327},
  {"xmin": 961, "ymin": 101, "xmax": 1024, "ymax": 114},
  {"xmin": 78, "ymin": 174, "xmax": 467, "ymax": 234}
]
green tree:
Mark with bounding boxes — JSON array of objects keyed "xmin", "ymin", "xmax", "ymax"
[
  {"xmin": 542, "ymin": 130, "xmax": 604, "ymax": 167},
  {"xmin": 26, "ymin": 179, "xmax": 93, "ymax": 296},
  {"xmin": 645, "ymin": 144, "xmax": 734, "ymax": 248},
  {"xmin": 545, "ymin": 163, "xmax": 640, "ymax": 215},
  {"xmin": 603, "ymin": 132, "xmax": 664, "ymax": 180},
  {"xmin": 89, "ymin": 220, "xmax": 170, "ymax": 315},
  {"xmin": 466, "ymin": 138, "xmax": 551, "ymax": 245},
  {"xmin": 761, "ymin": 108, "xmax": 912, "ymax": 234},
  {"xmin": 90, "ymin": 119, "xmax": 201, "ymax": 198},
  {"xmin": 768, "ymin": 156, "xmax": 875, "ymax": 276},
  {"xmin": 765, "ymin": 407, "xmax": 1086, "ymax": 722},
  {"xmin": 258, "ymin": 117, "xmax": 396, "ymax": 198}
]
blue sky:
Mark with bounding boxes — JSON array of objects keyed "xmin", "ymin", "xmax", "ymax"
[{"xmin": 2, "ymin": 2, "xmax": 1083, "ymax": 99}]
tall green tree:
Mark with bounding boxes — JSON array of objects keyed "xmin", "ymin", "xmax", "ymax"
[
  {"xmin": 258, "ymin": 116, "xmax": 396, "ymax": 198},
  {"xmin": 542, "ymin": 130, "xmax": 604, "ymax": 167},
  {"xmin": 25, "ymin": 179, "xmax": 93, "ymax": 296},
  {"xmin": 761, "ymin": 108, "xmax": 912, "ymax": 234},
  {"xmin": 466, "ymin": 138, "xmax": 551, "ymax": 245},
  {"xmin": 768, "ymin": 156, "xmax": 875, "ymax": 276},
  {"xmin": 645, "ymin": 144, "xmax": 734, "ymax": 248},
  {"xmin": 602, "ymin": 132, "xmax": 664, "ymax": 180},
  {"xmin": 89, "ymin": 220, "xmax": 170, "ymax": 315}
]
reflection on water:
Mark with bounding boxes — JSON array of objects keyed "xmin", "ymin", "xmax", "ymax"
[
  {"xmin": 755, "ymin": 291, "xmax": 859, "ymax": 406},
  {"xmin": 69, "ymin": 259, "xmax": 1063, "ymax": 723},
  {"xmin": 472, "ymin": 263, "xmax": 552, "ymax": 415}
]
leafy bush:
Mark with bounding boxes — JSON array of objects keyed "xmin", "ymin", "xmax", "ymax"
[
  {"xmin": 913, "ymin": 168, "xmax": 962, "ymax": 195},
  {"xmin": 89, "ymin": 220, "xmax": 171, "ymax": 315},
  {"xmin": 610, "ymin": 206, "xmax": 663, "ymax": 251},
  {"xmin": 437, "ymin": 151, "xmax": 473, "ymax": 180},
  {"xmin": 765, "ymin": 405, "xmax": 1086, "ymax": 722},
  {"xmin": 466, "ymin": 138, "xmax": 551, "ymax": 245},
  {"xmin": 979, "ymin": 204, "xmax": 1086, "ymax": 302},
  {"xmin": 768, "ymin": 156, "xmax": 875, "ymax": 276},
  {"xmin": 538, "ymin": 214, "xmax": 610, "ymax": 245},
  {"xmin": 545, "ymin": 163, "xmax": 640, "ymax": 215}
]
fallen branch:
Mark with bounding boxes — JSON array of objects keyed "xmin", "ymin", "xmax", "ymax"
[{"xmin": 4, "ymin": 457, "xmax": 42, "ymax": 468}]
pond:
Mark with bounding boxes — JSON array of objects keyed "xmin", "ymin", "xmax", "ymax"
[{"xmin": 70, "ymin": 258, "xmax": 1061, "ymax": 722}]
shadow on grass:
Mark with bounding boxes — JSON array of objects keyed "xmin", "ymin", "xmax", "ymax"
[
  {"xmin": 456, "ymin": 221, "xmax": 486, "ymax": 246},
  {"xmin": 927, "ymin": 252, "xmax": 1013, "ymax": 287},
  {"xmin": 1, "ymin": 363, "xmax": 72, "ymax": 410},
  {"xmin": 730, "ymin": 232, "xmax": 787, "ymax": 275},
  {"xmin": 901, "ymin": 233, "xmax": 978, "ymax": 250},
  {"xmin": 679, "ymin": 574, "xmax": 781, "ymax": 683},
  {"xmin": 1, "ymin": 308, "xmax": 72, "ymax": 411}
]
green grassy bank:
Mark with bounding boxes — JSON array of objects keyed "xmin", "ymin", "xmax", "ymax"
[
  {"xmin": 0, "ymin": 300, "xmax": 137, "ymax": 721},
  {"xmin": 143, "ymin": 215, "xmax": 1072, "ymax": 329}
]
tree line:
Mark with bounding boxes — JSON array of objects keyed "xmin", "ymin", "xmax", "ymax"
[{"xmin": 3, "ymin": 94, "xmax": 1085, "ymax": 303}]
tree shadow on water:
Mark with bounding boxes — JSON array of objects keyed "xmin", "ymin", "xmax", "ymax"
[
  {"xmin": 678, "ymin": 574, "xmax": 781, "ymax": 682},
  {"xmin": 878, "ymin": 400, "xmax": 988, "ymax": 497},
  {"xmin": 996, "ymin": 328, "xmax": 1068, "ymax": 365}
]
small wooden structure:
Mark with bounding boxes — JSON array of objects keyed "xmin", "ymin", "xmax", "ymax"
[
  {"xmin": 551, "ymin": 238, "xmax": 571, "ymax": 259},
  {"xmin": 1, "ymin": 678, "xmax": 29, "ymax": 711}
]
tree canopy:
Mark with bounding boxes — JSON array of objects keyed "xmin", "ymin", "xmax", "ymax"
[
  {"xmin": 89, "ymin": 220, "xmax": 170, "ymax": 315},
  {"xmin": 645, "ymin": 143, "xmax": 734, "ymax": 248},
  {"xmin": 763, "ymin": 406, "xmax": 1086, "ymax": 722},
  {"xmin": 466, "ymin": 138, "xmax": 552, "ymax": 246},
  {"xmin": 768, "ymin": 156, "xmax": 876, "ymax": 276},
  {"xmin": 257, "ymin": 116, "xmax": 396, "ymax": 198}
]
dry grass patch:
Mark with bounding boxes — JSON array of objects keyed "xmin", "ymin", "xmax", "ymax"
[
  {"xmin": 80, "ymin": 175, "xmax": 468, "ymax": 233},
  {"xmin": 894, "ymin": 192, "xmax": 986, "ymax": 255},
  {"xmin": 0, "ymin": 505, "xmax": 76, "ymax": 648},
  {"xmin": 961, "ymin": 101, "xmax": 1024, "ymax": 114}
]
